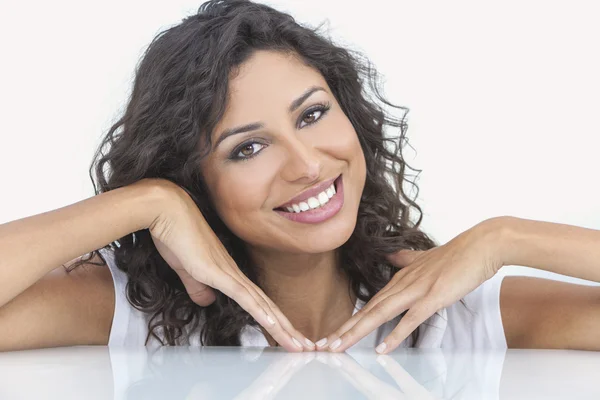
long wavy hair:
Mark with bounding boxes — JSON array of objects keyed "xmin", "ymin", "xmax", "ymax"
[{"xmin": 68, "ymin": 0, "xmax": 437, "ymax": 346}]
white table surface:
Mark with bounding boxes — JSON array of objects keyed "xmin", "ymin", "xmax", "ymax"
[{"xmin": 1, "ymin": 346, "xmax": 599, "ymax": 399}]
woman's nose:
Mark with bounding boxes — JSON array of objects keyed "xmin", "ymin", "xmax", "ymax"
[{"xmin": 280, "ymin": 137, "xmax": 322, "ymax": 183}]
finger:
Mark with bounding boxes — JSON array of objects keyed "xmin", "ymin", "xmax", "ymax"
[
  {"xmin": 204, "ymin": 256, "xmax": 313, "ymax": 351},
  {"xmin": 328, "ymin": 290, "xmax": 419, "ymax": 353},
  {"xmin": 316, "ymin": 270, "xmax": 412, "ymax": 350},
  {"xmin": 174, "ymin": 268, "xmax": 216, "ymax": 306},
  {"xmin": 212, "ymin": 273, "xmax": 304, "ymax": 352},
  {"xmin": 246, "ymin": 280, "xmax": 315, "ymax": 351},
  {"xmin": 386, "ymin": 249, "xmax": 424, "ymax": 268},
  {"xmin": 376, "ymin": 297, "xmax": 440, "ymax": 354},
  {"xmin": 222, "ymin": 261, "xmax": 315, "ymax": 351}
]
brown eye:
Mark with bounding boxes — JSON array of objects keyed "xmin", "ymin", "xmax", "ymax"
[
  {"xmin": 240, "ymin": 144, "xmax": 254, "ymax": 156},
  {"xmin": 303, "ymin": 111, "xmax": 319, "ymax": 125},
  {"xmin": 233, "ymin": 142, "xmax": 266, "ymax": 160},
  {"xmin": 298, "ymin": 104, "xmax": 329, "ymax": 129}
]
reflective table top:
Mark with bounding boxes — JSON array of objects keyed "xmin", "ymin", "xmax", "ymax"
[{"xmin": 1, "ymin": 346, "xmax": 599, "ymax": 399}]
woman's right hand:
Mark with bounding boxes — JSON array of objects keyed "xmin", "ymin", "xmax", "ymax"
[{"xmin": 141, "ymin": 179, "xmax": 313, "ymax": 352}]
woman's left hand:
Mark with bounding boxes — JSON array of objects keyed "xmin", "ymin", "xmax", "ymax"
[{"xmin": 321, "ymin": 217, "xmax": 507, "ymax": 354}]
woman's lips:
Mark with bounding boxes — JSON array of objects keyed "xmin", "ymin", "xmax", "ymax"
[
  {"xmin": 275, "ymin": 175, "xmax": 339, "ymax": 210},
  {"xmin": 274, "ymin": 175, "xmax": 344, "ymax": 224}
]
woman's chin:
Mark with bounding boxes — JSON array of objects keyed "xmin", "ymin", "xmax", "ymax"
[{"xmin": 288, "ymin": 223, "xmax": 355, "ymax": 253}]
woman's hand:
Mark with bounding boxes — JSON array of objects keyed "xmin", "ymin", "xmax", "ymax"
[
  {"xmin": 143, "ymin": 179, "xmax": 314, "ymax": 352},
  {"xmin": 322, "ymin": 218, "xmax": 505, "ymax": 354}
]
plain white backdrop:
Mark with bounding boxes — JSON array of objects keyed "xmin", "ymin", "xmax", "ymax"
[{"xmin": 0, "ymin": 0, "xmax": 598, "ymax": 284}]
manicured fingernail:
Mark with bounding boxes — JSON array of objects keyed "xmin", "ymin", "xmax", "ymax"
[
  {"xmin": 376, "ymin": 342, "xmax": 387, "ymax": 354},
  {"xmin": 266, "ymin": 314, "xmax": 276, "ymax": 325},
  {"xmin": 329, "ymin": 338, "xmax": 342, "ymax": 350},
  {"xmin": 292, "ymin": 337, "xmax": 302, "ymax": 348},
  {"xmin": 316, "ymin": 338, "xmax": 328, "ymax": 348},
  {"xmin": 305, "ymin": 338, "xmax": 315, "ymax": 347}
]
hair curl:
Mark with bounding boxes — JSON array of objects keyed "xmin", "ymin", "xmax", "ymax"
[{"xmin": 68, "ymin": 0, "xmax": 438, "ymax": 346}]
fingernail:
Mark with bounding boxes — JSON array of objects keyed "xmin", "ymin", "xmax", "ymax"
[
  {"xmin": 375, "ymin": 342, "xmax": 387, "ymax": 354},
  {"xmin": 305, "ymin": 338, "xmax": 315, "ymax": 348},
  {"xmin": 329, "ymin": 338, "xmax": 342, "ymax": 351},
  {"xmin": 315, "ymin": 338, "xmax": 328, "ymax": 348},
  {"xmin": 292, "ymin": 337, "xmax": 303, "ymax": 348},
  {"xmin": 266, "ymin": 314, "xmax": 275, "ymax": 325}
]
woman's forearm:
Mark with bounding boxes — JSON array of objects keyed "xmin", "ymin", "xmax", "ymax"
[
  {"xmin": 0, "ymin": 179, "xmax": 166, "ymax": 308},
  {"xmin": 490, "ymin": 216, "xmax": 600, "ymax": 282}
]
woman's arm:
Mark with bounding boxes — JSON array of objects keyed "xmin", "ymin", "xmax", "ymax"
[
  {"xmin": 0, "ymin": 179, "xmax": 164, "ymax": 309},
  {"xmin": 489, "ymin": 216, "xmax": 600, "ymax": 350},
  {"xmin": 322, "ymin": 215, "xmax": 600, "ymax": 353},
  {"xmin": 493, "ymin": 216, "xmax": 600, "ymax": 282}
]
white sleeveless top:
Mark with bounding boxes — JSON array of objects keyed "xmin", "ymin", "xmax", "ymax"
[{"xmin": 99, "ymin": 248, "xmax": 508, "ymax": 349}]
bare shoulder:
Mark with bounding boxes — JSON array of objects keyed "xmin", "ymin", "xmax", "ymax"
[
  {"xmin": 0, "ymin": 252, "xmax": 115, "ymax": 351},
  {"xmin": 500, "ymin": 276, "xmax": 600, "ymax": 350}
]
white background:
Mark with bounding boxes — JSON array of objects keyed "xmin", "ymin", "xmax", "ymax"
[{"xmin": 1, "ymin": 0, "xmax": 598, "ymax": 284}]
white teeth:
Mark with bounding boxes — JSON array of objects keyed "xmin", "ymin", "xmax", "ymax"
[
  {"xmin": 325, "ymin": 185, "xmax": 334, "ymax": 199},
  {"xmin": 307, "ymin": 197, "xmax": 320, "ymax": 209},
  {"xmin": 318, "ymin": 192, "xmax": 329, "ymax": 205},
  {"xmin": 280, "ymin": 181, "xmax": 338, "ymax": 213}
]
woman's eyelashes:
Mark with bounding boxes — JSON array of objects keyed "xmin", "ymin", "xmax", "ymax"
[{"xmin": 228, "ymin": 101, "xmax": 332, "ymax": 161}]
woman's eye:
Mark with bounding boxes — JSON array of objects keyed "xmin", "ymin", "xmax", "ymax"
[
  {"xmin": 235, "ymin": 142, "xmax": 265, "ymax": 159},
  {"xmin": 299, "ymin": 109, "xmax": 324, "ymax": 128}
]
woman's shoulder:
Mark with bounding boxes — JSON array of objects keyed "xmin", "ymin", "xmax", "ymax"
[
  {"xmin": 441, "ymin": 271, "xmax": 508, "ymax": 349},
  {"xmin": 98, "ymin": 248, "xmax": 155, "ymax": 347},
  {"xmin": 98, "ymin": 247, "xmax": 204, "ymax": 348},
  {"xmin": 0, "ymin": 251, "xmax": 114, "ymax": 350}
]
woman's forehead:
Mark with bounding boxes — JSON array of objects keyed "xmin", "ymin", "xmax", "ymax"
[{"xmin": 213, "ymin": 51, "xmax": 329, "ymax": 137}]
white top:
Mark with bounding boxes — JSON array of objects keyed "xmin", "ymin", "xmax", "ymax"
[{"xmin": 99, "ymin": 248, "xmax": 508, "ymax": 349}]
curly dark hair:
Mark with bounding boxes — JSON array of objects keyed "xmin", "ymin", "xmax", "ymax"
[{"xmin": 68, "ymin": 0, "xmax": 438, "ymax": 346}]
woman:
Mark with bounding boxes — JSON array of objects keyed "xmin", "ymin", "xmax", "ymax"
[{"xmin": 0, "ymin": 0, "xmax": 599, "ymax": 353}]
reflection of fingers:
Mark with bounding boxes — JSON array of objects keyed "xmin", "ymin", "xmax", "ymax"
[
  {"xmin": 377, "ymin": 355, "xmax": 437, "ymax": 399},
  {"xmin": 329, "ymin": 354, "xmax": 404, "ymax": 400},
  {"xmin": 379, "ymin": 298, "xmax": 439, "ymax": 354},
  {"xmin": 234, "ymin": 353, "xmax": 313, "ymax": 400}
]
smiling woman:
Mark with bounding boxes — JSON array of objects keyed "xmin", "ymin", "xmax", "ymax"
[{"xmin": 1, "ymin": 0, "xmax": 599, "ymax": 354}]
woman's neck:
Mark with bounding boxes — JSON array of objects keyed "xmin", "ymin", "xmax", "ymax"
[{"xmin": 249, "ymin": 248, "xmax": 356, "ymax": 344}]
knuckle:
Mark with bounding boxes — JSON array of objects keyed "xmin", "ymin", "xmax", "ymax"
[{"xmin": 402, "ymin": 311, "xmax": 419, "ymax": 326}]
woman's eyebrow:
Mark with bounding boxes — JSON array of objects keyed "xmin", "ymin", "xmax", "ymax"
[{"xmin": 213, "ymin": 85, "xmax": 326, "ymax": 149}]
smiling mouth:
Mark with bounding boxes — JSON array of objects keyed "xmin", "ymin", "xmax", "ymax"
[{"xmin": 274, "ymin": 175, "xmax": 341, "ymax": 213}]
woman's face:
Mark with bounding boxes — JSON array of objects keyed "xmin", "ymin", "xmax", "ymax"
[{"xmin": 201, "ymin": 50, "xmax": 366, "ymax": 254}]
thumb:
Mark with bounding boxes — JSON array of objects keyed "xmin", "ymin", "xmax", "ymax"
[
  {"xmin": 386, "ymin": 249, "xmax": 424, "ymax": 268},
  {"xmin": 175, "ymin": 268, "xmax": 217, "ymax": 306}
]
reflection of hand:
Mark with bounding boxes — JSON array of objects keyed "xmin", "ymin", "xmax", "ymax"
[
  {"xmin": 233, "ymin": 352, "xmax": 316, "ymax": 400},
  {"xmin": 324, "ymin": 219, "xmax": 503, "ymax": 354},
  {"xmin": 317, "ymin": 353, "xmax": 439, "ymax": 400}
]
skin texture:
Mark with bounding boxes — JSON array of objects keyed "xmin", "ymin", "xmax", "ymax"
[
  {"xmin": 199, "ymin": 50, "xmax": 366, "ymax": 343},
  {"xmin": 196, "ymin": 50, "xmax": 600, "ymax": 351},
  {"xmin": 3, "ymin": 50, "xmax": 598, "ymax": 352}
]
